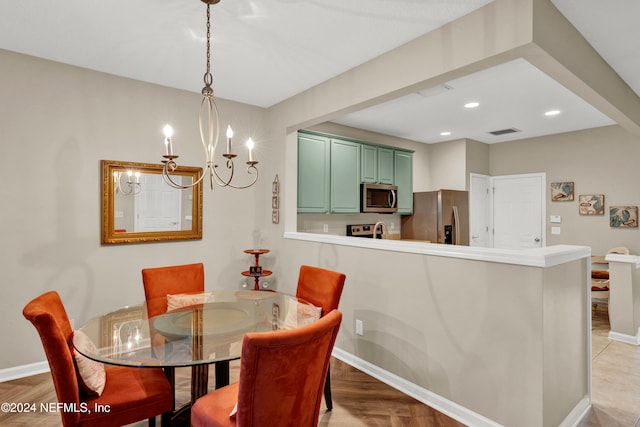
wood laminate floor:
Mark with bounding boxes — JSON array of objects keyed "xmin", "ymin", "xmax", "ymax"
[{"xmin": 1, "ymin": 307, "xmax": 639, "ymax": 426}]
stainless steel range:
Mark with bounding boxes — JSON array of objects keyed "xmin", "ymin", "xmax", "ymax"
[{"xmin": 346, "ymin": 224, "xmax": 381, "ymax": 239}]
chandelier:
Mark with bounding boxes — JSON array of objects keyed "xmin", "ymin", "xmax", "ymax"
[
  {"xmin": 161, "ymin": 0, "xmax": 259, "ymax": 190},
  {"xmin": 113, "ymin": 170, "xmax": 141, "ymax": 196}
]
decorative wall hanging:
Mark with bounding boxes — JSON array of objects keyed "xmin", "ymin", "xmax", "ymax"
[
  {"xmin": 610, "ymin": 206, "xmax": 638, "ymax": 228},
  {"xmin": 272, "ymin": 174, "xmax": 279, "ymax": 224},
  {"xmin": 578, "ymin": 194, "xmax": 604, "ymax": 215},
  {"xmin": 551, "ymin": 182, "xmax": 574, "ymax": 201}
]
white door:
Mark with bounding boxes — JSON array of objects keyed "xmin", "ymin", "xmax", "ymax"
[
  {"xmin": 134, "ymin": 174, "xmax": 182, "ymax": 232},
  {"xmin": 491, "ymin": 173, "xmax": 545, "ymax": 249},
  {"xmin": 469, "ymin": 173, "xmax": 491, "ymax": 247}
]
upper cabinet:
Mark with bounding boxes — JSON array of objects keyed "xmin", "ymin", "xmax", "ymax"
[
  {"xmin": 361, "ymin": 145, "xmax": 394, "ymax": 185},
  {"xmin": 394, "ymin": 150, "xmax": 413, "ymax": 214},
  {"xmin": 330, "ymin": 139, "xmax": 361, "ymax": 213},
  {"xmin": 298, "ymin": 130, "xmax": 413, "ymax": 214},
  {"xmin": 378, "ymin": 147, "xmax": 395, "ymax": 184},
  {"xmin": 298, "ymin": 132, "xmax": 330, "ymax": 213}
]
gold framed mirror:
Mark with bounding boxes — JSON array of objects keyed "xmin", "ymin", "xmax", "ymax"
[{"xmin": 101, "ymin": 160, "xmax": 203, "ymax": 244}]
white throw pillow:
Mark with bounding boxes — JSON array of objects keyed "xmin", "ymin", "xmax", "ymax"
[
  {"xmin": 283, "ymin": 302, "xmax": 322, "ymax": 329},
  {"xmin": 72, "ymin": 330, "xmax": 106, "ymax": 396},
  {"xmin": 166, "ymin": 291, "xmax": 213, "ymax": 312}
]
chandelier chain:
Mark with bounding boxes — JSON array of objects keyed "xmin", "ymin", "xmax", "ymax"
[{"xmin": 204, "ymin": 3, "xmax": 213, "ymax": 90}]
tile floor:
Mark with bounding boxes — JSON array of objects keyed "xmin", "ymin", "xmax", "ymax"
[{"xmin": 578, "ymin": 306, "xmax": 640, "ymax": 426}]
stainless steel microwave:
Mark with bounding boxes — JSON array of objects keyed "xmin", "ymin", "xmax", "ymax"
[{"xmin": 361, "ymin": 183, "xmax": 398, "ymax": 213}]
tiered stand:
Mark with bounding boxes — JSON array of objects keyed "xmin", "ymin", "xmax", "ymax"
[{"xmin": 241, "ymin": 249, "xmax": 272, "ymax": 290}]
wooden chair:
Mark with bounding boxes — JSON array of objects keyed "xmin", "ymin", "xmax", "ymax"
[
  {"xmin": 191, "ymin": 309, "xmax": 343, "ymax": 427},
  {"xmin": 23, "ymin": 291, "xmax": 173, "ymax": 427},
  {"xmin": 296, "ymin": 265, "xmax": 346, "ymax": 411}
]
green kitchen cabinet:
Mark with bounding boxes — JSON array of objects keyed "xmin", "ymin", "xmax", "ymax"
[
  {"xmin": 378, "ymin": 147, "xmax": 394, "ymax": 184},
  {"xmin": 330, "ymin": 138, "xmax": 361, "ymax": 213},
  {"xmin": 297, "ymin": 133, "xmax": 330, "ymax": 213},
  {"xmin": 361, "ymin": 145, "xmax": 394, "ymax": 185},
  {"xmin": 361, "ymin": 144, "xmax": 378, "ymax": 183},
  {"xmin": 394, "ymin": 150, "xmax": 413, "ymax": 214}
]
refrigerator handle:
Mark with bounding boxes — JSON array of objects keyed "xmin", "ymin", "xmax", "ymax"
[{"xmin": 452, "ymin": 205, "xmax": 460, "ymax": 245}]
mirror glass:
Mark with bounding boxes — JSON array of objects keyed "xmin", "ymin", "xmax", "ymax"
[{"xmin": 101, "ymin": 160, "xmax": 203, "ymax": 244}]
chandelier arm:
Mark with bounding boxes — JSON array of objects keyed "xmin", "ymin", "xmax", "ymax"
[
  {"xmin": 162, "ymin": 160, "xmax": 208, "ymax": 189},
  {"xmin": 212, "ymin": 163, "xmax": 259, "ymax": 189}
]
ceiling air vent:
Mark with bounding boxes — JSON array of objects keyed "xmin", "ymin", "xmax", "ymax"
[{"xmin": 488, "ymin": 128, "xmax": 521, "ymax": 136}]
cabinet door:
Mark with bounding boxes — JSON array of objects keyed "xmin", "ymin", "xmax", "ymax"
[
  {"xmin": 361, "ymin": 144, "xmax": 378, "ymax": 183},
  {"xmin": 394, "ymin": 151, "xmax": 413, "ymax": 214},
  {"xmin": 330, "ymin": 139, "xmax": 361, "ymax": 213},
  {"xmin": 378, "ymin": 147, "xmax": 394, "ymax": 184},
  {"xmin": 297, "ymin": 133, "xmax": 330, "ymax": 213}
]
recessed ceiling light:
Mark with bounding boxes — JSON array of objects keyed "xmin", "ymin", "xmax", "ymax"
[
  {"xmin": 545, "ymin": 110, "xmax": 561, "ymax": 116},
  {"xmin": 440, "ymin": 131, "xmax": 451, "ymax": 136},
  {"xmin": 464, "ymin": 102, "xmax": 479, "ymax": 109}
]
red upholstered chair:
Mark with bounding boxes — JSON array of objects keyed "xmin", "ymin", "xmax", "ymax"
[
  {"xmin": 142, "ymin": 262, "xmax": 205, "ymax": 318},
  {"xmin": 142, "ymin": 263, "xmax": 205, "ymax": 356},
  {"xmin": 191, "ymin": 309, "xmax": 343, "ymax": 427},
  {"xmin": 296, "ymin": 265, "xmax": 346, "ymax": 410},
  {"xmin": 142, "ymin": 262, "xmax": 206, "ymax": 403},
  {"xmin": 23, "ymin": 291, "xmax": 173, "ymax": 427}
]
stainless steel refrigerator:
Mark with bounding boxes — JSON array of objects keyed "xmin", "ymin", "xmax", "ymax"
[{"xmin": 400, "ymin": 190, "xmax": 469, "ymax": 245}]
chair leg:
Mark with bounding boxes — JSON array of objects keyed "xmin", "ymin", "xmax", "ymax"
[
  {"xmin": 148, "ymin": 416, "xmax": 156, "ymax": 427},
  {"xmin": 324, "ymin": 366, "xmax": 333, "ymax": 411}
]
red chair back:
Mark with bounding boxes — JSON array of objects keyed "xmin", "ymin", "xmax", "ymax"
[
  {"xmin": 142, "ymin": 262, "xmax": 205, "ymax": 317},
  {"xmin": 23, "ymin": 291, "xmax": 81, "ymax": 427},
  {"xmin": 24, "ymin": 291, "xmax": 174, "ymax": 427},
  {"xmin": 236, "ymin": 310, "xmax": 342, "ymax": 426},
  {"xmin": 296, "ymin": 265, "xmax": 346, "ymax": 316}
]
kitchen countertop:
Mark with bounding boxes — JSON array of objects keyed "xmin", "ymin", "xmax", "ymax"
[{"xmin": 285, "ymin": 231, "xmax": 590, "ymax": 268}]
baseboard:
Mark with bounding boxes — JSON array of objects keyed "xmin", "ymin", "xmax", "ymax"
[
  {"xmin": 0, "ymin": 361, "xmax": 49, "ymax": 383},
  {"xmin": 332, "ymin": 348, "xmax": 502, "ymax": 427},
  {"xmin": 558, "ymin": 395, "xmax": 591, "ymax": 427},
  {"xmin": 608, "ymin": 329, "xmax": 640, "ymax": 345}
]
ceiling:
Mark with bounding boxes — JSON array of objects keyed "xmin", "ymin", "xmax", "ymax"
[{"xmin": 0, "ymin": 0, "xmax": 638, "ymax": 144}]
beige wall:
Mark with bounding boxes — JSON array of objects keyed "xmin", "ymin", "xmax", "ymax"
[
  {"xmin": 278, "ymin": 238, "xmax": 589, "ymax": 427},
  {"xmin": 490, "ymin": 125, "xmax": 640, "ymax": 255},
  {"xmin": 0, "ymin": 48, "xmax": 279, "ymax": 368}
]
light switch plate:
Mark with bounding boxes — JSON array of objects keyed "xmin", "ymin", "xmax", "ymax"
[{"xmin": 551, "ymin": 226, "xmax": 561, "ymax": 235}]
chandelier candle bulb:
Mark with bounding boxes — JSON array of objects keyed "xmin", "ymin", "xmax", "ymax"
[
  {"xmin": 246, "ymin": 138, "xmax": 255, "ymax": 162},
  {"xmin": 163, "ymin": 124, "xmax": 174, "ymax": 156},
  {"xmin": 226, "ymin": 125, "xmax": 233, "ymax": 154}
]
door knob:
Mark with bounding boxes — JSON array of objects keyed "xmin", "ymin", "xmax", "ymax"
[{"xmin": 534, "ymin": 238, "xmax": 541, "ymax": 242}]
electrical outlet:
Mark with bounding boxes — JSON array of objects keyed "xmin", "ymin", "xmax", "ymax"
[
  {"xmin": 323, "ymin": 224, "xmax": 329, "ymax": 233},
  {"xmin": 355, "ymin": 319, "xmax": 364, "ymax": 336}
]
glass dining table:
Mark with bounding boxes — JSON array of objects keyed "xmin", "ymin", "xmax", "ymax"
[{"xmin": 75, "ymin": 290, "xmax": 320, "ymax": 421}]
